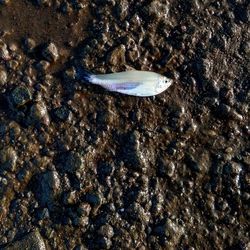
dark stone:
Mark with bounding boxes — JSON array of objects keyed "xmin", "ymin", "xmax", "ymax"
[
  {"xmin": 98, "ymin": 224, "xmax": 114, "ymax": 239},
  {"xmin": 84, "ymin": 192, "xmax": 101, "ymax": 207},
  {"xmin": 53, "ymin": 105, "xmax": 70, "ymax": 122},
  {"xmin": 32, "ymin": 170, "xmax": 61, "ymax": 209},
  {"xmin": 10, "ymin": 86, "xmax": 32, "ymax": 107},
  {"xmin": 42, "ymin": 42, "xmax": 58, "ymax": 62},
  {"xmin": 29, "ymin": 102, "xmax": 50, "ymax": 126},
  {"xmin": 0, "ymin": 147, "xmax": 17, "ymax": 172},
  {"xmin": 60, "ymin": 151, "xmax": 83, "ymax": 173},
  {"xmin": 3, "ymin": 230, "xmax": 46, "ymax": 250}
]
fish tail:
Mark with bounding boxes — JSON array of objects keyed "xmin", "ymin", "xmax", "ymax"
[{"xmin": 75, "ymin": 66, "xmax": 93, "ymax": 83}]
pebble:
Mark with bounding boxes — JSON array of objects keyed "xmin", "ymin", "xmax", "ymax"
[
  {"xmin": 53, "ymin": 105, "xmax": 70, "ymax": 122},
  {"xmin": 42, "ymin": 42, "xmax": 59, "ymax": 62},
  {"xmin": 29, "ymin": 102, "xmax": 50, "ymax": 126},
  {"xmin": 3, "ymin": 230, "xmax": 46, "ymax": 250},
  {"xmin": 157, "ymin": 159, "xmax": 175, "ymax": 177},
  {"xmin": 143, "ymin": 1, "xmax": 169, "ymax": 20},
  {"xmin": 61, "ymin": 151, "xmax": 83, "ymax": 173},
  {"xmin": 115, "ymin": 0, "xmax": 128, "ymax": 20},
  {"xmin": 10, "ymin": 86, "xmax": 32, "ymax": 107},
  {"xmin": 0, "ymin": 39, "xmax": 10, "ymax": 60},
  {"xmin": 63, "ymin": 191, "xmax": 77, "ymax": 205},
  {"xmin": 36, "ymin": 60, "xmax": 50, "ymax": 71},
  {"xmin": 0, "ymin": 0, "xmax": 10, "ymax": 4},
  {"xmin": 23, "ymin": 38, "xmax": 36, "ymax": 53},
  {"xmin": 98, "ymin": 224, "xmax": 114, "ymax": 239},
  {"xmin": 108, "ymin": 45, "xmax": 126, "ymax": 66},
  {"xmin": 0, "ymin": 147, "xmax": 17, "ymax": 172},
  {"xmin": 0, "ymin": 69, "xmax": 7, "ymax": 85},
  {"xmin": 32, "ymin": 170, "xmax": 61, "ymax": 209}
]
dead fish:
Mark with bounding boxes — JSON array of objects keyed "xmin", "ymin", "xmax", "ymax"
[{"xmin": 75, "ymin": 67, "xmax": 173, "ymax": 97}]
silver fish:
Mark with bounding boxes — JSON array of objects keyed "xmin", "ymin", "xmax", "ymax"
[{"xmin": 76, "ymin": 67, "xmax": 172, "ymax": 97}]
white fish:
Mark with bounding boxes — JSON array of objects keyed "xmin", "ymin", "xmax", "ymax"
[{"xmin": 75, "ymin": 67, "xmax": 173, "ymax": 97}]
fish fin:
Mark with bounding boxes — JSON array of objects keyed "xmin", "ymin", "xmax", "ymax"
[
  {"xmin": 113, "ymin": 82, "xmax": 142, "ymax": 90},
  {"xmin": 74, "ymin": 65, "xmax": 92, "ymax": 83}
]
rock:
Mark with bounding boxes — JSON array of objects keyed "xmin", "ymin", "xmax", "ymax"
[
  {"xmin": 35, "ymin": 0, "xmax": 51, "ymax": 7},
  {"xmin": 63, "ymin": 191, "xmax": 77, "ymax": 205},
  {"xmin": 77, "ymin": 202, "xmax": 91, "ymax": 217},
  {"xmin": 0, "ymin": 122, "xmax": 7, "ymax": 138},
  {"xmin": 185, "ymin": 155, "xmax": 200, "ymax": 172},
  {"xmin": 32, "ymin": 170, "xmax": 61, "ymax": 209},
  {"xmin": 61, "ymin": 151, "xmax": 83, "ymax": 173},
  {"xmin": 157, "ymin": 158, "xmax": 175, "ymax": 177},
  {"xmin": 0, "ymin": 69, "xmax": 7, "ymax": 85},
  {"xmin": 53, "ymin": 105, "xmax": 70, "ymax": 122},
  {"xmin": 29, "ymin": 102, "xmax": 50, "ymax": 126},
  {"xmin": 10, "ymin": 86, "xmax": 32, "ymax": 107},
  {"xmin": 115, "ymin": 0, "xmax": 128, "ymax": 20},
  {"xmin": 108, "ymin": 45, "xmax": 126, "ymax": 66},
  {"xmin": 7, "ymin": 60, "xmax": 19, "ymax": 70},
  {"xmin": 241, "ymin": 41, "xmax": 250, "ymax": 56},
  {"xmin": 3, "ymin": 230, "xmax": 46, "ymax": 250},
  {"xmin": 0, "ymin": 39, "xmax": 10, "ymax": 60},
  {"xmin": 143, "ymin": 1, "xmax": 169, "ymax": 20},
  {"xmin": 42, "ymin": 42, "xmax": 59, "ymax": 62},
  {"xmin": 95, "ymin": 237, "xmax": 112, "ymax": 249},
  {"xmin": 216, "ymin": 103, "xmax": 231, "ymax": 118},
  {"xmin": 98, "ymin": 224, "xmax": 114, "ymax": 239},
  {"xmin": 23, "ymin": 38, "xmax": 36, "ymax": 53},
  {"xmin": 0, "ymin": 147, "xmax": 18, "ymax": 172},
  {"xmin": 36, "ymin": 60, "xmax": 50, "ymax": 71}
]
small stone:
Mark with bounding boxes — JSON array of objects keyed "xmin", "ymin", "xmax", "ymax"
[
  {"xmin": 0, "ymin": 122, "xmax": 7, "ymax": 138},
  {"xmin": 85, "ymin": 192, "xmax": 102, "ymax": 207},
  {"xmin": 53, "ymin": 105, "xmax": 70, "ymax": 122},
  {"xmin": 36, "ymin": 60, "xmax": 50, "ymax": 71},
  {"xmin": 61, "ymin": 151, "xmax": 83, "ymax": 173},
  {"xmin": 32, "ymin": 170, "xmax": 61, "ymax": 209},
  {"xmin": 127, "ymin": 49, "xmax": 140, "ymax": 62},
  {"xmin": 115, "ymin": 0, "xmax": 128, "ymax": 20},
  {"xmin": 242, "ymin": 41, "xmax": 250, "ymax": 56},
  {"xmin": 216, "ymin": 103, "xmax": 231, "ymax": 118},
  {"xmin": 185, "ymin": 155, "xmax": 200, "ymax": 172},
  {"xmin": 0, "ymin": 147, "xmax": 17, "ymax": 172},
  {"xmin": 77, "ymin": 203, "xmax": 91, "ymax": 217},
  {"xmin": 108, "ymin": 45, "xmax": 126, "ymax": 66},
  {"xmin": 0, "ymin": 39, "xmax": 10, "ymax": 60},
  {"xmin": 0, "ymin": 69, "xmax": 7, "ymax": 85},
  {"xmin": 10, "ymin": 86, "xmax": 32, "ymax": 107},
  {"xmin": 143, "ymin": 1, "xmax": 169, "ymax": 20},
  {"xmin": 157, "ymin": 159, "xmax": 175, "ymax": 177},
  {"xmin": 23, "ymin": 38, "xmax": 36, "ymax": 53},
  {"xmin": 4, "ymin": 230, "xmax": 46, "ymax": 250},
  {"xmin": 98, "ymin": 224, "xmax": 114, "ymax": 239},
  {"xmin": 7, "ymin": 60, "xmax": 19, "ymax": 70},
  {"xmin": 29, "ymin": 102, "xmax": 50, "ymax": 126},
  {"xmin": 42, "ymin": 42, "xmax": 59, "ymax": 62},
  {"xmin": 63, "ymin": 191, "xmax": 77, "ymax": 205},
  {"xmin": 96, "ymin": 237, "xmax": 112, "ymax": 249},
  {"xmin": 35, "ymin": 0, "xmax": 51, "ymax": 6}
]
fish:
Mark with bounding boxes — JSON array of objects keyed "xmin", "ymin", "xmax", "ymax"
[{"xmin": 75, "ymin": 66, "xmax": 173, "ymax": 97}]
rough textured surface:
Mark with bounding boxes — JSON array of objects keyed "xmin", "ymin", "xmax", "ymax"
[{"xmin": 0, "ymin": 0, "xmax": 249, "ymax": 249}]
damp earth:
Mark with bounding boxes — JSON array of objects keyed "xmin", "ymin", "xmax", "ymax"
[{"xmin": 0, "ymin": 0, "xmax": 249, "ymax": 249}]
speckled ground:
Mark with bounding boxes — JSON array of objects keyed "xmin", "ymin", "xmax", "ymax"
[{"xmin": 0, "ymin": 0, "xmax": 249, "ymax": 249}]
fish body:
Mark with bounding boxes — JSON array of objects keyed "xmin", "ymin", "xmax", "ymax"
[{"xmin": 76, "ymin": 67, "xmax": 172, "ymax": 97}]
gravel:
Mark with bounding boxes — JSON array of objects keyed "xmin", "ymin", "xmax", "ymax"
[{"xmin": 0, "ymin": 0, "xmax": 249, "ymax": 249}]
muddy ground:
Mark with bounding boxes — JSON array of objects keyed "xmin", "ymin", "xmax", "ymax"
[{"xmin": 0, "ymin": 0, "xmax": 249, "ymax": 249}]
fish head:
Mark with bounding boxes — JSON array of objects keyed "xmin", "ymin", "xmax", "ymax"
[{"xmin": 156, "ymin": 75, "xmax": 173, "ymax": 92}]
